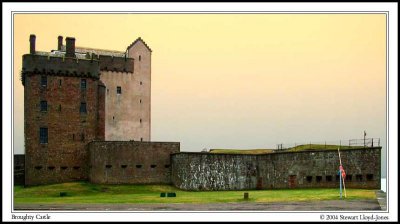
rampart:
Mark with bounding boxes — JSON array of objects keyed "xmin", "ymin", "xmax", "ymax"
[
  {"xmin": 22, "ymin": 54, "xmax": 100, "ymax": 83},
  {"xmin": 171, "ymin": 147, "xmax": 381, "ymax": 190},
  {"xmin": 14, "ymin": 154, "xmax": 25, "ymax": 185},
  {"xmin": 98, "ymin": 55, "xmax": 134, "ymax": 73},
  {"xmin": 88, "ymin": 141, "xmax": 180, "ymax": 184}
]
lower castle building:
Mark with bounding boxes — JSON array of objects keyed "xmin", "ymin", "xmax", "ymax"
[{"xmin": 19, "ymin": 35, "xmax": 381, "ymax": 190}]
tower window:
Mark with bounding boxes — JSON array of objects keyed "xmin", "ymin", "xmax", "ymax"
[
  {"xmin": 117, "ymin": 86, "xmax": 122, "ymax": 94},
  {"xmin": 81, "ymin": 133, "xmax": 85, "ymax": 142},
  {"xmin": 40, "ymin": 101, "xmax": 47, "ymax": 112},
  {"xmin": 140, "ymin": 118, "xmax": 142, "ymax": 123},
  {"xmin": 41, "ymin": 75, "xmax": 47, "ymax": 87},
  {"xmin": 40, "ymin": 127, "xmax": 48, "ymax": 144},
  {"xmin": 59, "ymin": 79, "xmax": 62, "ymax": 86},
  {"xmin": 140, "ymin": 81, "xmax": 142, "ymax": 85},
  {"xmin": 81, "ymin": 79, "xmax": 87, "ymax": 90},
  {"xmin": 140, "ymin": 138, "xmax": 143, "ymax": 142},
  {"xmin": 139, "ymin": 55, "xmax": 141, "ymax": 61},
  {"xmin": 80, "ymin": 102, "xmax": 87, "ymax": 114}
]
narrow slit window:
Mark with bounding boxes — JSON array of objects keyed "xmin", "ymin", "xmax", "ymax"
[
  {"xmin": 81, "ymin": 79, "xmax": 87, "ymax": 90},
  {"xmin": 117, "ymin": 86, "xmax": 122, "ymax": 94},
  {"xmin": 40, "ymin": 101, "xmax": 47, "ymax": 112},
  {"xmin": 80, "ymin": 102, "xmax": 87, "ymax": 114},
  {"xmin": 41, "ymin": 75, "xmax": 47, "ymax": 87},
  {"xmin": 39, "ymin": 127, "xmax": 48, "ymax": 144},
  {"xmin": 59, "ymin": 79, "xmax": 62, "ymax": 86}
]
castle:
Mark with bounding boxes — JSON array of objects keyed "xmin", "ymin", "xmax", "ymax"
[{"xmin": 19, "ymin": 35, "xmax": 381, "ymax": 190}]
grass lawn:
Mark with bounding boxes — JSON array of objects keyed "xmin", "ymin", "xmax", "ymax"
[
  {"xmin": 14, "ymin": 182, "xmax": 376, "ymax": 204},
  {"xmin": 210, "ymin": 145, "xmax": 368, "ymax": 154}
]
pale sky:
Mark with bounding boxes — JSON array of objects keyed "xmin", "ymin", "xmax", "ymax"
[{"xmin": 13, "ymin": 14, "xmax": 386, "ymax": 173}]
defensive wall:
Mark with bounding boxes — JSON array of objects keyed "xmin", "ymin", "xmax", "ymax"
[
  {"xmin": 88, "ymin": 141, "xmax": 180, "ymax": 184},
  {"xmin": 171, "ymin": 147, "xmax": 381, "ymax": 191}
]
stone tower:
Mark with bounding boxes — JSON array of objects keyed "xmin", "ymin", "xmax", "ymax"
[
  {"xmin": 22, "ymin": 35, "xmax": 152, "ymax": 185},
  {"xmin": 22, "ymin": 35, "xmax": 105, "ymax": 185},
  {"xmin": 100, "ymin": 38, "xmax": 152, "ymax": 141}
]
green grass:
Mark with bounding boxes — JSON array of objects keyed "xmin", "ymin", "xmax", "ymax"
[
  {"xmin": 286, "ymin": 144, "xmax": 365, "ymax": 152},
  {"xmin": 210, "ymin": 149, "xmax": 274, "ymax": 154},
  {"xmin": 210, "ymin": 145, "xmax": 369, "ymax": 154},
  {"xmin": 14, "ymin": 182, "xmax": 376, "ymax": 204}
]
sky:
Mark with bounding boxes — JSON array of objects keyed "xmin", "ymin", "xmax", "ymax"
[{"xmin": 13, "ymin": 14, "xmax": 386, "ymax": 171}]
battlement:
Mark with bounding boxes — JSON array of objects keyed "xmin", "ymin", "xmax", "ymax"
[
  {"xmin": 98, "ymin": 55, "xmax": 134, "ymax": 73},
  {"xmin": 22, "ymin": 54, "xmax": 100, "ymax": 85}
]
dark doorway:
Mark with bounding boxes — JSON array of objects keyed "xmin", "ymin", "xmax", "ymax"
[
  {"xmin": 289, "ymin": 175, "xmax": 297, "ymax": 188},
  {"xmin": 256, "ymin": 177, "xmax": 263, "ymax": 190}
]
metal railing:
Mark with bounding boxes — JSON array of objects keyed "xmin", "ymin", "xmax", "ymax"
[{"xmin": 275, "ymin": 138, "xmax": 380, "ymax": 151}]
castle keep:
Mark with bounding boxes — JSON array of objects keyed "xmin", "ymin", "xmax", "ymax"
[
  {"xmin": 22, "ymin": 35, "xmax": 154, "ymax": 185},
  {"xmin": 20, "ymin": 35, "xmax": 381, "ymax": 190}
]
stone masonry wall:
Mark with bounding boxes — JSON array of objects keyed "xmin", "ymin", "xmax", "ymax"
[
  {"xmin": 14, "ymin": 154, "xmax": 25, "ymax": 185},
  {"xmin": 88, "ymin": 141, "xmax": 180, "ymax": 184},
  {"xmin": 171, "ymin": 147, "xmax": 381, "ymax": 190},
  {"xmin": 24, "ymin": 73, "xmax": 103, "ymax": 185}
]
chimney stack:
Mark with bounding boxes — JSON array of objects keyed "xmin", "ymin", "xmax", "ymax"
[
  {"xmin": 65, "ymin": 37, "xmax": 76, "ymax": 58},
  {"xmin": 29, "ymin": 34, "xmax": 36, "ymax": 54},
  {"xmin": 58, "ymin": 36, "xmax": 63, "ymax": 50}
]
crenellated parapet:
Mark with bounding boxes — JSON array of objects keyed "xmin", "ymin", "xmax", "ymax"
[
  {"xmin": 98, "ymin": 55, "xmax": 134, "ymax": 73},
  {"xmin": 21, "ymin": 54, "xmax": 100, "ymax": 85}
]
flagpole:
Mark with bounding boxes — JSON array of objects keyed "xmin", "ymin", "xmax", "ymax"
[{"xmin": 338, "ymin": 147, "xmax": 347, "ymax": 198}]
